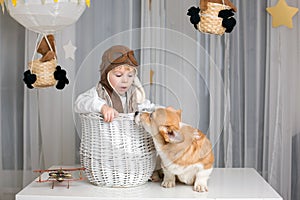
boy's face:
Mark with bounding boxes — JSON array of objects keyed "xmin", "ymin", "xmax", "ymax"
[{"xmin": 108, "ymin": 65, "xmax": 136, "ymax": 95}]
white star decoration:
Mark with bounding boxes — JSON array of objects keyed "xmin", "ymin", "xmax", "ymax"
[{"xmin": 63, "ymin": 40, "xmax": 77, "ymax": 60}]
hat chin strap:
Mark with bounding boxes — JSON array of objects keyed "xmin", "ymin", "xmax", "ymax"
[{"xmin": 133, "ymin": 76, "xmax": 146, "ymax": 103}]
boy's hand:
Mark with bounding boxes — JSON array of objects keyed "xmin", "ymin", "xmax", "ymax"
[{"xmin": 101, "ymin": 104, "xmax": 119, "ymax": 122}]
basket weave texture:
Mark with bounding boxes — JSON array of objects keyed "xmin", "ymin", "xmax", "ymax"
[
  {"xmin": 79, "ymin": 113, "xmax": 156, "ymax": 187},
  {"xmin": 198, "ymin": 2, "xmax": 231, "ymax": 35},
  {"xmin": 28, "ymin": 59, "xmax": 57, "ymax": 88}
]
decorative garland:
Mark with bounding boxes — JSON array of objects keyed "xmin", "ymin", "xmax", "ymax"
[
  {"xmin": 11, "ymin": 0, "xmax": 89, "ymax": 7},
  {"xmin": 1, "ymin": 0, "xmax": 90, "ymax": 12}
]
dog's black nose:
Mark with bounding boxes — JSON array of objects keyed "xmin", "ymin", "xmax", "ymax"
[{"xmin": 134, "ymin": 111, "xmax": 139, "ymax": 117}]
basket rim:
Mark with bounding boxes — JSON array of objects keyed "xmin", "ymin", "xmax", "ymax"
[{"xmin": 79, "ymin": 112, "xmax": 136, "ymax": 121}]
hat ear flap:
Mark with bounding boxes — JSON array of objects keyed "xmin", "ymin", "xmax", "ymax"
[
  {"xmin": 133, "ymin": 77, "xmax": 146, "ymax": 103},
  {"xmin": 159, "ymin": 126, "xmax": 183, "ymax": 143}
]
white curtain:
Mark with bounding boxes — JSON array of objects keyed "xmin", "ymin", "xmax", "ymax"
[
  {"xmin": 0, "ymin": 1, "xmax": 141, "ymax": 200},
  {"xmin": 22, "ymin": 26, "xmax": 78, "ymax": 185},
  {"xmin": 22, "ymin": 0, "xmax": 142, "ymax": 188},
  {"xmin": 264, "ymin": 1, "xmax": 300, "ymax": 199},
  {"xmin": 141, "ymin": 1, "xmax": 300, "ymax": 200},
  {"xmin": 0, "ymin": 1, "xmax": 299, "ymax": 200},
  {"xmin": 0, "ymin": 10, "xmax": 25, "ymax": 200}
]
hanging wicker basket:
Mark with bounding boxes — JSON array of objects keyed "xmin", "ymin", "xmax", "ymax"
[
  {"xmin": 198, "ymin": 2, "xmax": 231, "ymax": 35},
  {"xmin": 28, "ymin": 59, "xmax": 57, "ymax": 88},
  {"xmin": 79, "ymin": 113, "xmax": 156, "ymax": 187}
]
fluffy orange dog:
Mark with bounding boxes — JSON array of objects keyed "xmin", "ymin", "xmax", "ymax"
[{"xmin": 135, "ymin": 107, "xmax": 214, "ymax": 192}]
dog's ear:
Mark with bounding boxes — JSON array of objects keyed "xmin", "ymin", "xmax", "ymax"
[
  {"xmin": 159, "ymin": 126, "xmax": 183, "ymax": 143},
  {"xmin": 166, "ymin": 106, "xmax": 175, "ymax": 111},
  {"xmin": 176, "ymin": 109, "xmax": 182, "ymax": 122},
  {"xmin": 166, "ymin": 107, "xmax": 182, "ymax": 122}
]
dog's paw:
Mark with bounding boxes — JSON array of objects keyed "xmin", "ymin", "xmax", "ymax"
[
  {"xmin": 194, "ymin": 184, "xmax": 208, "ymax": 192},
  {"xmin": 161, "ymin": 180, "xmax": 175, "ymax": 188}
]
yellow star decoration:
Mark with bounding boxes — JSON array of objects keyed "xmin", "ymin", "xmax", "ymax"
[
  {"xmin": 12, "ymin": 0, "xmax": 17, "ymax": 6},
  {"xmin": 266, "ymin": 0, "xmax": 299, "ymax": 28},
  {"xmin": 86, "ymin": 0, "xmax": 90, "ymax": 7},
  {"xmin": 0, "ymin": 0, "xmax": 4, "ymax": 13}
]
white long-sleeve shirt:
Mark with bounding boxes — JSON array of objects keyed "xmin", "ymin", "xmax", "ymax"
[{"xmin": 74, "ymin": 87, "xmax": 156, "ymax": 114}]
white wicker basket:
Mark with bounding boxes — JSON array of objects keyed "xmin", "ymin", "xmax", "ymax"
[{"xmin": 79, "ymin": 113, "xmax": 156, "ymax": 187}]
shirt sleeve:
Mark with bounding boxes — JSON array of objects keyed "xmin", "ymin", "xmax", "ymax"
[{"xmin": 74, "ymin": 87, "xmax": 106, "ymax": 113}]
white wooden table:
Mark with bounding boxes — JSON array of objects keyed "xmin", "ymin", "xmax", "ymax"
[{"xmin": 16, "ymin": 168, "xmax": 282, "ymax": 200}]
